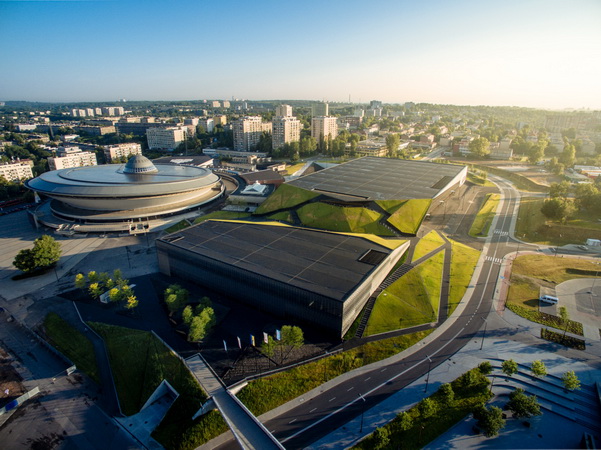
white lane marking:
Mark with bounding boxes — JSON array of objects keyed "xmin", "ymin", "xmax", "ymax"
[
  {"xmin": 364, "ymin": 377, "xmax": 371, "ymax": 381},
  {"xmin": 347, "ymin": 387, "xmax": 354, "ymax": 392},
  {"xmin": 380, "ymin": 368, "xmax": 387, "ymax": 372},
  {"xmin": 289, "ymin": 418, "xmax": 297, "ymax": 424},
  {"xmin": 309, "ymin": 408, "xmax": 317, "ymax": 413},
  {"xmin": 281, "ymin": 326, "xmax": 466, "ymax": 443},
  {"xmin": 329, "ymin": 397, "xmax": 336, "ymax": 402}
]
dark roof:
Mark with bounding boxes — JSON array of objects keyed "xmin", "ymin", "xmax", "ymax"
[
  {"xmin": 152, "ymin": 155, "xmax": 212, "ymax": 166},
  {"xmin": 240, "ymin": 170, "xmax": 284, "ymax": 184},
  {"xmin": 287, "ymin": 157, "xmax": 466, "ymax": 200},
  {"xmin": 159, "ymin": 221, "xmax": 392, "ymax": 302}
]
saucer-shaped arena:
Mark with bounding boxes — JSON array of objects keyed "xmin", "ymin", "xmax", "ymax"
[{"xmin": 26, "ymin": 155, "xmax": 224, "ymax": 232}]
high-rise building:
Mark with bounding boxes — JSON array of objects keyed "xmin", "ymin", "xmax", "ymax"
[
  {"xmin": 198, "ymin": 118, "xmax": 215, "ymax": 133},
  {"xmin": 312, "ymin": 102, "xmax": 329, "ymax": 117},
  {"xmin": 146, "ymin": 127, "xmax": 187, "ymax": 151},
  {"xmin": 103, "ymin": 143, "xmax": 143, "ymax": 162},
  {"xmin": 311, "ymin": 117, "xmax": 338, "ymax": 141},
  {"xmin": 272, "ymin": 116, "xmax": 301, "ymax": 150},
  {"xmin": 48, "ymin": 147, "xmax": 98, "ymax": 170},
  {"xmin": 276, "ymin": 104, "xmax": 293, "ymax": 117},
  {"xmin": 369, "ymin": 100, "xmax": 383, "ymax": 109},
  {"xmin": 233, "ymin": 116, "xmax": 271, "ymax": 152}
]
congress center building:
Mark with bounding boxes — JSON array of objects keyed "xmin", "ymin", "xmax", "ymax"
[{"xmin": 26, "ymin": 155, "xmax": 224, "ymax": 234}]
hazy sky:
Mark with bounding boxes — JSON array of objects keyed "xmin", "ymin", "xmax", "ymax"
[{"xmin": 1, "ymin": 0, "xmax": 600, "ymax": 109}]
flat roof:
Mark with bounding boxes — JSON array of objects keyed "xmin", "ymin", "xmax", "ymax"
[
  {"xmin": 240, "ymin": 170, "xmax": 284, "ymax": 184},
  {"xmin": 288, "ymin": 157, "xmax": 466, "ymax": 200},
  {"xmin": 160, "ymin": 221, "xmax": 393, "ymax": 302}
]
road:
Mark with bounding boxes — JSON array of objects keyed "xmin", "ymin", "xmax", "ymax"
[{"xmin": 216, "ymin": 174, "xmax": 521, "ymax": 449}]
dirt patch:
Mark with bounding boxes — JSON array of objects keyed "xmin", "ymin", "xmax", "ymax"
[{"xmin": 0, "ymin": 346, "xmax": 26, "ymax": 408}]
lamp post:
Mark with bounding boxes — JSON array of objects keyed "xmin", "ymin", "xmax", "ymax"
[
  {"xmin": 424, "ymin": 355, "xmax": 432, "ymax": 393},
  {"xmin": 480, "ymin": 317, "xmax": 488, "ymax": 351},
  {"xmin": 358, "ymin": 393, "xmax": 366, "ymax": 433}
]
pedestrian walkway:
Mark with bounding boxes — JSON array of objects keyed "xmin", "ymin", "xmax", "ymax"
[{"xmin": 185, "ymin": 354, "xmax": 284, "ymax": 450}]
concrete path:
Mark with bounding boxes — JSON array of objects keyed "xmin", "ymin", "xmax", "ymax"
[{"xmin": 186, "ymin": 354, "xmax": 284, "ymax": 450}]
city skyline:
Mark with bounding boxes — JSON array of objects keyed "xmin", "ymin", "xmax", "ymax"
[{"xmin": 1, "ymin": 0, "xmax": 600, "ymax": 110}]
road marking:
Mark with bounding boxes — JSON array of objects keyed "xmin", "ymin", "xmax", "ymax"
[
  {"xmin": 281, "ymin": 326, "xmax": 466, "ymax": 443},
  {"xmin": 289, "ymin": 418, "xmax": 297, "ymax": 424},
  {"xmin": 347, "ymin": 387, "xmax": 354, "ymax": 392},
  {"xmin": 309, "ymin": 408, "xmax": 317, "ymax": 413},
  {"xmin": 329, "ymin": 397, "xmax": 336, "ymax": 402},
  {"xmin": 380, "ymin": 368, "xmax": 387, "ymax": 372},
  {"xmin": 364, "ymin": 377, "xmax": 371, "ymax": 381}
]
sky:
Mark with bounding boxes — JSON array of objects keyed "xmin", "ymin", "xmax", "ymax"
[{"xmin": 1, "ymin": 0, "xmax": 600, "ymax": 110}]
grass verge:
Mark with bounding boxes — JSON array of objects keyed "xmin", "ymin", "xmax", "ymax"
[
  {"xmin": 448, "ymin": 238, "xmax": 481, "ymax": 316},
  {"xmin": 469, "ymin": 193, "xmax": 500, "ymax": 237},
  {"xmin": 541, "ymin": 328, "xmax": 585, "ymax": 350},
  {"xmin": 165, "ymin": 220, "xmax": 191, "ymax": 234},
  {"xmin": 43, "ymin": 312, "xmax": 100, "ymax": 384},
  {"xmin": 267, "ymin": 211, "xmax": 293, "ymax": 222},
  {"xmin": 506, "ymin": 304, "xmax": 583, "ymax": 335},
  {"xmin": 297, "ymin": 203, "xmax": 394, "ymax": 236},
  {"xmin": 193, "ymin": 210, "xmax": 250, "ymax": 224},
  {"xmin": 354, "ymin": 368, "xmax": 491, "ymax": 450},
  {"xmin": 366, "ymin": 251, "xmax": 444, "ymax": 335},
  {"xmin": 387, "ymin": 199, "xmax": 432, "ymax": 234},
  {"xmin": 237, "ymin": 329, "xmax": 434, "ymax": 416},
  {"xmin": 254, "ymin": 184, "xmax": 319, "ymax": 215},
  {"xmin": 89, "ymin": 322, "xmax": 227, "ymax": 450},
  {"xmin": 412, "ymin": 230, "xmax": 445, "ymax": 262}
]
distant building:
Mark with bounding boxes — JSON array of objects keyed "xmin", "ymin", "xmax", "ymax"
[
  {"xmin": 233, "ymin": 116, "xmax": 272, "ymax": 152},
  {"xmin": 222, "ymin": 101, "xmax": 230, "ymax": 108},
  {"xmin": 272, "ymin": 116, "xmax": 301, "ymax": 150},
  {"xmin": 0, "ymin": 161, "xmax": 34, "ymax": 182},
  {"xmin": 103, "ymin": 143, "xmax": 143, "ymax": 162},
  {"xmin": 48, "ymin": 147, "xmax": 98, "ymax": 170},
  {"xmin": 489, "ymin": 138, "xmax": 513, "ymax": 160},
  {"xmin": 198, "ymin": 118, "xmax": 215, "ymax": 133},
  {"xmin": 213, "ymin": 115, "xmax": 227, "ymax": 126},
  {"xmin": 146, "ymin": 127, "xmax": 187, "ymax": 151},
  {"xmin": 73, "ymin": 125, "xmax": 116, "ymax": 136},
  {"xmin": 369, "ymin": 100, "xmax": 383, "ymax": 109},
  {"xmin": 211, "ymin": 101, "xmax": 221, "ymax": 108},
  {"xmin": 275, "ymin": 104, "xmax": 293, "ymax": 117},
  {"xmin": 14, "ymin": 124, "xmax": 37, "ymax": 132},
  {"xmin": 312, "ymin": 102, "xmax": 329, "ymax": 117},
  {"xmin": 349, "ymin": 140, "xmax": 388, "ymax": 157},
  {"xmin": 311, "ymin": 116, "xmax": 338, "ymax": 141}
]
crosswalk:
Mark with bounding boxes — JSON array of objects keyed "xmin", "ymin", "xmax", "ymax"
[
  {"xmin": 493, "ymin": 230, "xmax": 509, "ymax": 236},
  {"xmin": 485, "ymin": 256, "xmax": 503, "ymax": 264}
]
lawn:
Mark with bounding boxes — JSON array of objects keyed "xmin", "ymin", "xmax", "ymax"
[
  {"xmin": 297, "ymin": 202, "xmax": 395, "ymax": 236},
  {"xmin": 412, "ymin": 230, "xmax": 445, "ymax": 262},
  {"xmin": 284, "ymin": 162, "xmax": 307, "ymax": 175},
  {"xmin": 165, "ymin": 219, "xmax": 191, "ymax": 234},
  {"xmin": 365, "ymin": 251, "xmax": 444, "ymax": 335},
  {"xmin": 354, "ymin": 368, "xmax": 491, "ymax": 450},
  {"xmin": 467, "ymin": 171, "xmax": 494, "ymax": 187},
  {"xmin": 516, "ymin": 197, "xmax": 601, "ymax": 245},
  {"xmin": 469, "ymin": 193, "xmax": 500, "ymax": 237},
  {"xmin": 236, "ymin": 329, "xmax": 434, "ymax": 417},
  {"xmin": 43, "ymin": 312, "xmax": 100, "ymax": 384},
  {"xmin": 447, "ymin": 238, "xmax": 481, "ymax": 316},
  {"xmin": 193, "ymin": 210, "xmax": 250, "ymax": 224},
  {"xmin": 387, "ymin": 199, "xmax": 432, "ymax": 234},
  {"xmin": 376, "ymin": 199, "xmax": 406, "ymax": 215},
  {"xmin": 267, "ymin": 211, "xmax": 293, "ymax": 222},
  {"xmin": 253, "ymin": 184, "xmax": 319, "ymax": 215},
  {"xmin": 89, "ymin": 323, "xmax": 227, "ymax": 450}
]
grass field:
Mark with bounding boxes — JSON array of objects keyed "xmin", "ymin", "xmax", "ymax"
[
  {"xmin": 516, "ymin": 197, "xmax": 601, "ymax": 245},
  {"xmin": 297, "ymin": 203, "xmax": 395, "ymax": 236},
  {"xmin": 89, "ymin": 323, "xmax": 227, "ymax": 450},
  {"xmin": 254, "ymin": 184, "xmax": 319, "ymax": 215},
  {"xmin": 193, "ymin": 211, "xmax": 251, "ymax": 224},
  {"xmin": 469, "ymin": 193, "xmax": 500, "ymax": 237},
  {"xmin": 43, "ymin": 313, "xmax": 100, "ymax": 384},
  {"xmin": 387, "ymin": 199, "xmax": 432, "ymax": 234},
  {"xmin": 267, "ymin": 211, "xmax": 293, "ymax": 222},
  {"xmin": 365, "ymin": 251, "xmax": 444, "ymax": 335},
  {"xmin": 467, "ymin": 171, "xmax": 494, "ymax": 187},
  {"xmin": 284, "ymin": 162, "xmax": 306, "ymax": 175},
  {"xmin": 354, "ymin": 368, "xmax": 491, "ymax": 450},
  {"xmin": 412, "ymin": 230, "xmax": 445, "ymax": 262},
  {"xmin": 447, "ymin": 238, "xmax": 481, "ymax": 316},
  {"xmin": 237, "ymin": 329, "xmax": 433, "ymax": 417},
  {"xmin": 165, "ymin": 220, "xmax": 191, "ymax": 234}
]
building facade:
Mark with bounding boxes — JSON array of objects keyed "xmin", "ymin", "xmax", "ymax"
[
  {"xmin": 311, "ymin": 116, "xmax": 338, "ymax": 141},
  {"xmin": 48, "ymin": 147, "xmax": 98, "ymax": 170},
  {"xmin": 103, "ymin": 143, "xmax": 143, "ymax": 162},
  {"xmin": 275, "ymin": 104, "xmax": 293, "ymax": 117},
  {"xmin": 146, "ymin": 127, "xmax": 187, "ymax": 151},
  {"xmin": 311, "ymin": 102, "xmax": 329, "ymax": 117},
  {"xmin": 272, "ymin": 116, "xmax": 301, "ymax": 150},
  {"xmin": 0, "ymin": 161, "xmax": 34, "ymax": 181},
  {"xmin": 233, "ymin": 116, "xmax": 272, "ymax": 152}
]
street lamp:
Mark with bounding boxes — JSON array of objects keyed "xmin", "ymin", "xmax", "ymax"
[
  {"xmin": 424, "ymin": 355, "xmax": 432, "ymax": 393},
  {"xmin": 358, "ymin": 393, "xmax": 366, "ymax": 433},
  {"xmin": 480, "ymin": 317, "xmax": 488, "ymax": 351}
]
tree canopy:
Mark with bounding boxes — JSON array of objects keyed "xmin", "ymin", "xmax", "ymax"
[
  {"xmin": 506, "ymin": 388, "xmax": 542, "ymax": 418},
  {"xmin": 13, "ymin": 235, "xmax": 61, "ymax": 273}
]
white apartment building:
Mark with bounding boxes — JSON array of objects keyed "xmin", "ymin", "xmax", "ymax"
[
  {"xmin": 311, "ymin": 116, "xmax": 338, "ymax": 141},
  {"xmin": 48, "ymin": 147, "xmax": 98, "ymax": 170},
  {"xmin": 0, "ymin": 161, "xmax": 34, "ymax": 181},
  {"xmin": 275, "ymin": 104, "xmax": 293, "ymax": 117},
  {"xmin": 222, "ymin": 101, "xmax": 230, "ymax": 108},
  {"xmin": 146, "ymin": 127, "xmax": 187, "ymax": 151},
  {"xmin": 198, "ymin": 118, "xmax": 215, "ymax": 133},
  {"xmin": 211, "ymin": 101, "xmax": 221, "ymax": 108},
  {"xmin": 272, "ymin": 116, "xmax": 301, "ymax": 150},
  {"xmin": 233, "ymin": 116, "xmax": 272, "ymax": 152},
  {"xmin": 103, "ymin": 143, "xmax": 143, "ymax": 162}
]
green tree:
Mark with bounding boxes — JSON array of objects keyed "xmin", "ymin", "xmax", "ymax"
[
  {"xmin": 281, "ymin": 325, "xmax": 304, "ymax": 348},
  {"xmin": 549, "ymin": 181, "xmax": 570, "ymax": 199},
  {"xmin": 541, "ymin": 198, "xmax": 574, "ymax": 222},
  {"xmin": 385, "ymin": 133, "xmax": 400, "ymax": 157},
  {"xmin": 474, "ymin": 405, "xmax": 506, "ymax": 437},
  {"xmin": 13, "ymin": 235, "xmax": 62, "ymax": 273},
  {"xmin": 261, "ymin": 335, "xmax": 278, "ymax": 358},
  {"xmin": 561, "ymin": 370, "xmax": 581, "ymax": 391},
  {"xmin": 88, "ymin": 282, "xmax": 101, "ymax": 299},
  {"xmin": 558, "ymin": 306, "xmax": 570, "ymax": 341},
  {"xmin": 372, "ymin": 427, "xmax": 390, "ymax": 449},
  {"xmin": 87, "ymin": 271, "xmax": 99, "ymax": 283},
  {"xmin": 506, "ymin": 388, "xmax": 542, "ymax": 418},
  {"xmin": 182, "ymin": 305, "xmax": 194, "ymax": 326},
  {"xmin": 164, "ymin": 284, "xmax": 188, "ymax": 313},
  {"xmin": 397, "ymin": 411, "xmax": 413, "ymax": 431},
  {"xmin": 530, "ymin": 360, "xmax": 547, "ymax": 377},
  {"xmin": 418, "ymin": 397, "xmax": 437, "ymax": 419},
  {"xmin": 560, "ymin": 143, "xmax": 576, "ymax": 168},
  {"xmin": 460, "ymin": 369, "xmax": 480, "ymax": 388},
  {"xmin": 501, "ymin": 359, "xmax": 518, "ymax": 377},
  {"xmin": 437, "ymin": 383, "xmax": 455, "ymax": 406},
  {"xmin": 478, "ymin": 361, "xmax": 493, "ymax": 375},
  {"xmin": 469, "ymin": 137, "xmax": 490, "ymax": 157}
]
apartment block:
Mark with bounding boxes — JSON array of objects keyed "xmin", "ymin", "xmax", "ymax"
[
  {"xmin": 48, "ymin": 147, "xmax": 98, "ymax": 170},
  {"xmin": 0, "ymin": 161, "xmax": 34, "ymax": 181},
  {"xmin": 311, "ymin": 116, "xmax": 338, "ymax": 141},
  {"xmin": 272, "ymin": 116, "xmax": 301, "ymax": 150},
  {"xmin": 275, "ymin": 104, "xmax": 293, "ymax": 117},
  {"xmin": 233, "ymin": 116, "xmax": 272, "ymax": 152},
  {"xmin": 103, "ymin": 143, "xmax": 143, "ymax": 162},
  {"xmin": 146, "ymin": 127, "xmax": 187, "ymax": 151},
  {"xmin": 312, "ymin": 102, "xmax": 329, "ymax": 117}
]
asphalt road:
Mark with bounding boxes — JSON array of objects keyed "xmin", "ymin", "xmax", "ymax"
[{"xmin": 217, "ymin": 175, "xmax": 521, "ymax": 450}]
